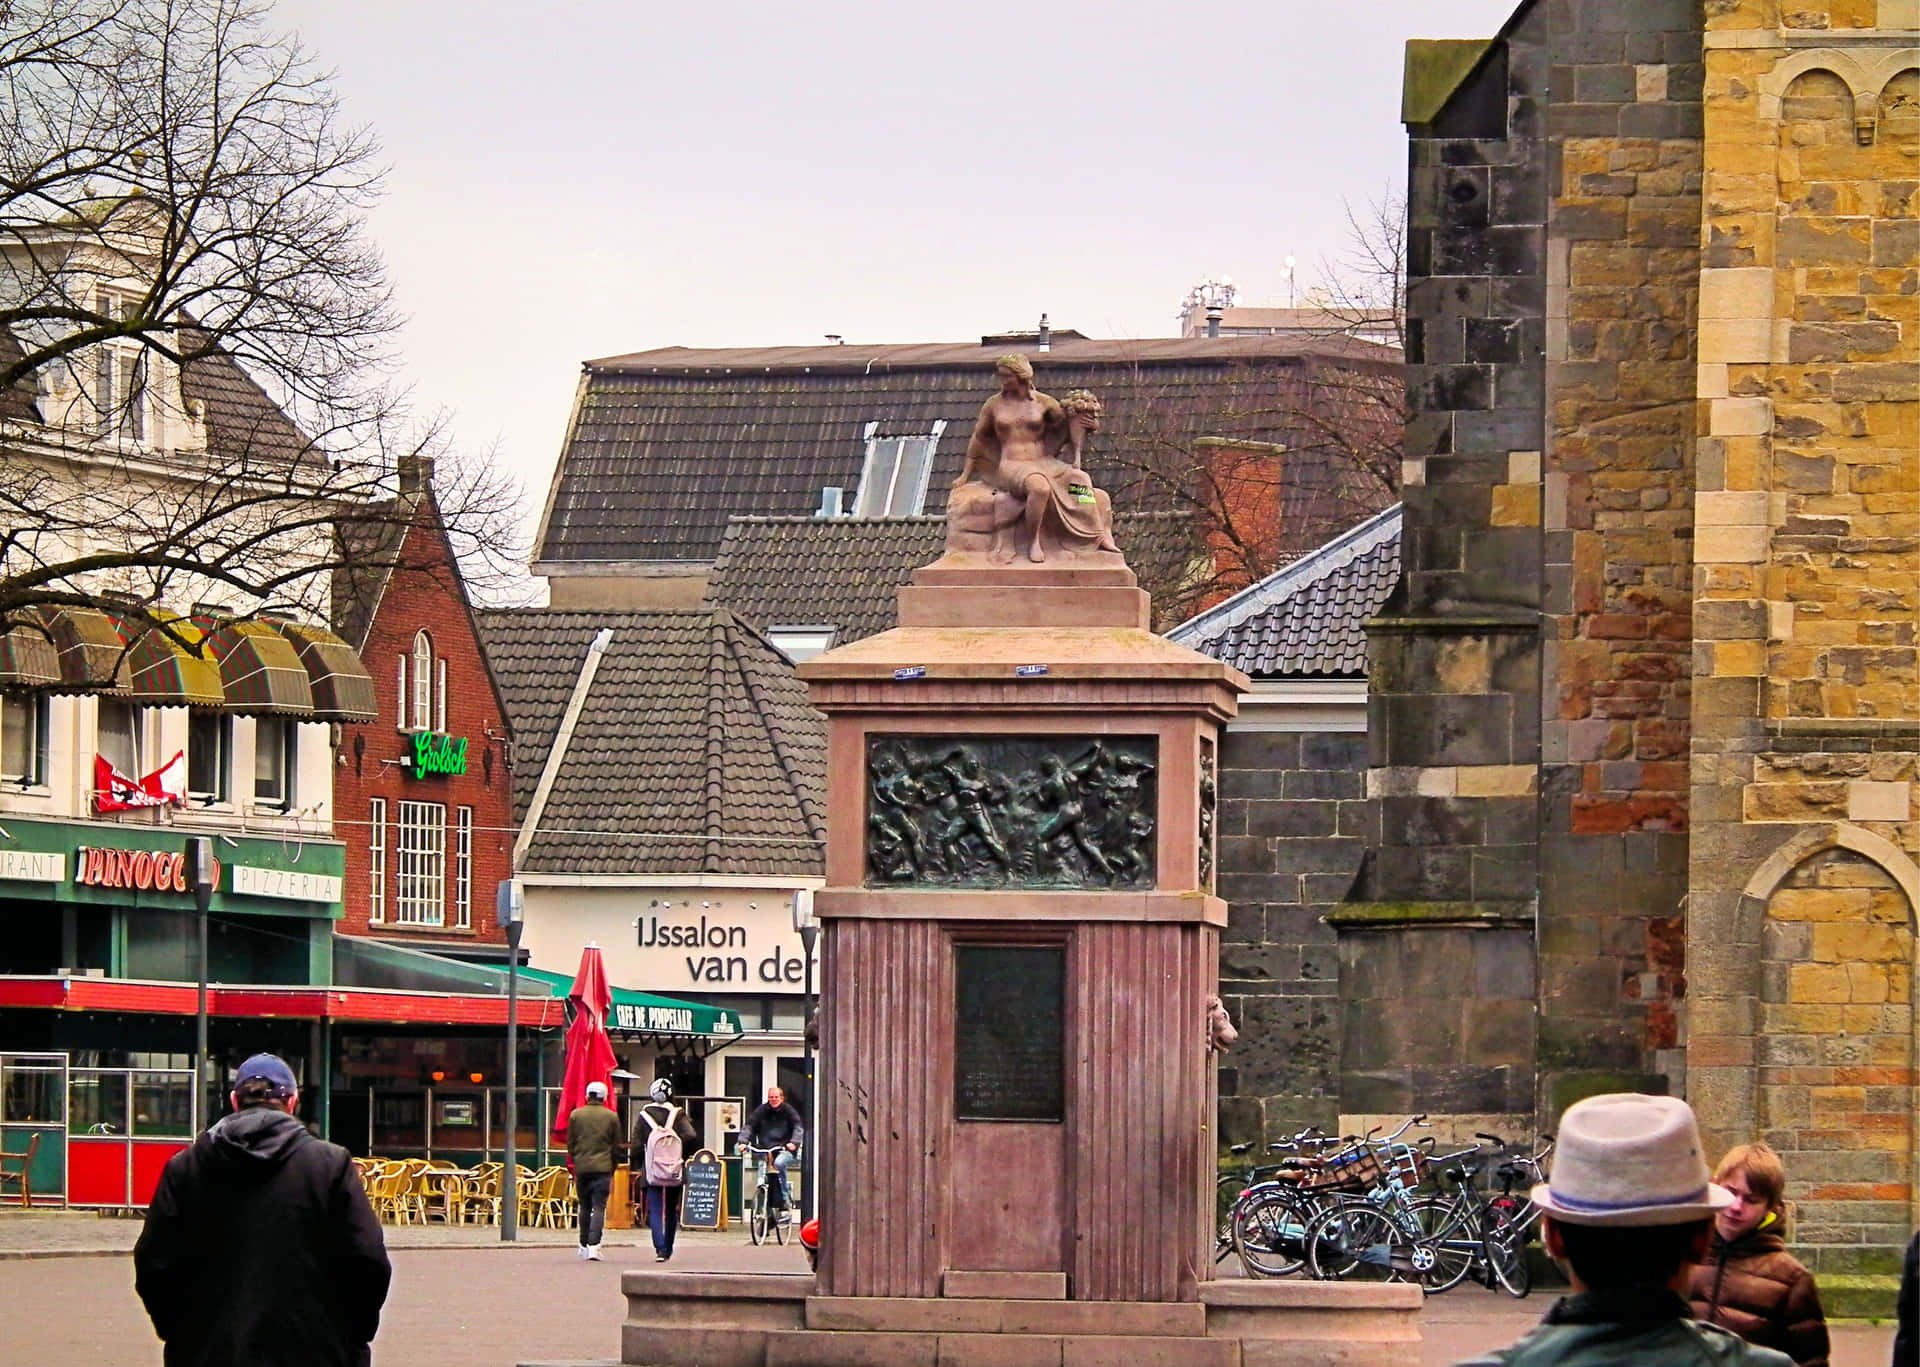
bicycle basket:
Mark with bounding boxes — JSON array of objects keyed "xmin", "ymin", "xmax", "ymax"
[
  {"xmin": 1298, "ymin": 1146, "xmax": 1384, "ymax": 1192},
  {"xmin": 1385, "ymin": 1144, "xmax": 1427, "ymax": 1190}
]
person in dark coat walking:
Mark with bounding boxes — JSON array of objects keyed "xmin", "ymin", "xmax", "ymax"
[
  {"xmin": 134, "ymin": 1054, "xmax": 391, "ymax": 1367},
  {"xmin": 1685, "ymin": 1142, "xmax": 1829, "ymax": 1367}
]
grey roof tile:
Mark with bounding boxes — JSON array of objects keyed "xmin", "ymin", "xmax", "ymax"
[
  {"xmin": 538, "ymin": 336, "xmax": 1400, "ymax": 567},
  {"xmin": 704, "ymin": 511, "xmax": 1201, "ymax": 645},
  {"xmin": 474, "ymin": 607, "xmax": 825, "ymax": 878},
  {"xmin": 1168, "ymin": 505, "xmax": 1402, "ymax": 679}
]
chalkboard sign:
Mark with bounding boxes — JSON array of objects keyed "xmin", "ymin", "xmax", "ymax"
[
  {"xmin": 955, "ymin": 945, "xmax": 1065, "ymax": 1122},
  {"xmin": 679, "ymin": 1149, "xmax": 725, "ymax": 1230}
]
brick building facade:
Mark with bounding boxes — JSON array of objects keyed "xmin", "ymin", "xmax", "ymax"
[
  {"xmin": 333, "ymin": 474, "xmax": 515, "ymax": 958},
  {"xmin": 1207, "ymin": 0, "xmax": 1916, "ymax": 1285}
]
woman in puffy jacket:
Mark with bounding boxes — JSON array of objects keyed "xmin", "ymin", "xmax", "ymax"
[{"xmin": 1685, "ymin": 1141, "xmax": 1829, "ymax": 1367}]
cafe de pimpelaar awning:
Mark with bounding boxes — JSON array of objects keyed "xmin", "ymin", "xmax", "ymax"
[{"xmin": 333, "ymin": 941, "xmax": 743, "ymax": 1055}]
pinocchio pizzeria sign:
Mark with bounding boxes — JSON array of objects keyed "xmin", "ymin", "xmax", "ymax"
[{"xmin": 73, "ymin": 846, "xmax": 217, "ymax": 894}]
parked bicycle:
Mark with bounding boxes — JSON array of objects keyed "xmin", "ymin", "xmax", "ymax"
[
  {"xmin": 1218, "ymin": 1127, "xmax": 1340, "ymax": 1276},
  {"xmin": 745, "ymin": 1145, "xmax": 794, "ymax": 1246},
  {"xmin": 1231, "ymin": 1115, "xmax": 1431, "ymax": 1280},
  {"xmin": 1400, "ymin": 1133, "xmax": 1554, "ymax": 1297}
]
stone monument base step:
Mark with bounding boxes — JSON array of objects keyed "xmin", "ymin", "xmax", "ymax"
[{"xmin": 614, "ymin": 1272, "xmax": 1423, "ymax": 1367}]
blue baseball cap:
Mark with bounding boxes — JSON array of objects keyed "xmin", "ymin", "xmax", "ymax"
[{"xmin": 234, "ymin": 1053, "xmax": 299, "ymax": 1098}]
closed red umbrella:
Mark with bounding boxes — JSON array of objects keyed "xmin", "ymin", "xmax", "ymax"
[{"xmin": 551, "ymin": 943, "xmax": 619, "ymax": 1145}]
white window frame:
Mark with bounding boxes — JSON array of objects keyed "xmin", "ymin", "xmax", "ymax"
[
  {"xmin": 395, "ymin": 654, "xmax": 408, "ymax": 733},
  {"xmin": 454, "ymin": 805, "xmax": 473, "ymax": 929},
  {"xmin": 97, "ymin": 699, "xmax": 144, "ymax": 776},
  {"xmin": 435, "ymin": 658, "xmax": 447, "ymax": 734},
  {"xmin": 410, "ymin": 631, "xmax": 433, "ymax": 731},
  {"xmin": 186, "ymin": 712, "xmax": 231, "ymax": 805},
  {"xmin": 252, "ymin": 716, "xmax": 295, "ymax": 811},
  {"xmin": 1, "ymin": 694, "xmax": 50, "ymax": 788},
  {"xmin": 395, "ymin": 800, "xmax": 446, "ymax": 927},
  {"xmin": 368, "ymin": 797, "xmax": 387, "ymax": 925},
  {"xmin": 90, "ymin": 290, "xmax": 149, "ymax": 445},
  {"xmin": 850, "ymin": 419, "xmax": 945, "ymax": 517}
]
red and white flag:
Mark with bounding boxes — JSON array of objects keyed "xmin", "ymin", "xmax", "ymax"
[{"xmin": 94, "ymin": 751, "xmax": 186, "ymax": 812}]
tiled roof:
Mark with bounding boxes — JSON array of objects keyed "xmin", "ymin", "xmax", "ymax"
[
  {"xmin": 703, "ymin": 511, "xmax": 1204, "ymax": 645},
  {"xmin": 1167, "ymin": 504, "xmax": 1402, "ymax": 679},
  {"xmin": 175, "ymin": 325, "xmax": 317, "ymax": 471},
  {"xmin": 473, "ymin": 607, "xmax": 826, "ymax": 878},
  {"xmin": 536, "ymin": 335, "xmax": 1399, "ymax": 567}
]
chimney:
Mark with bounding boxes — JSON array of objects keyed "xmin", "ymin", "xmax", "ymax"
[
  {"xmin": 397, "ymin": 453, "xmax": 435, "ymax": 496},
  {"xmin": 816, "ymin": 486, "xmax": 844, "ymax": 517},
  {"xmin": 1037, "ymin": 313, "xmax": 1051, "ymax": 351},
  {"xmin": 1205, "ymin": 304, "xmax": 1222, "ymax": 339}
]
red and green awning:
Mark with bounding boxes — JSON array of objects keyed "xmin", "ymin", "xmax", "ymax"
[
  {"xmin": 194, "ymin": 616, "xmax": 315, "ymax": 716},
  {"xmin": 20, "ymin": 605, "xmax": 128, "ymax": 692},
  {"xmin": 0, "ymin": 620, "xmax": 60, "ymax": 689},
  {"xmin": 113, "ymin": 616, "xmax": 225, "ymax": 708},
  {"xmin": 271, "ymin": 620, "xmax": 379, "ymax": 722}
]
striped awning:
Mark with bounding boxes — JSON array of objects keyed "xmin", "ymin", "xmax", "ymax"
[
  {"xmin": 0, "ymin": 620, "xmax": 60, "ymax": 689},
  {"xmin": 21, "ymin": 605, "xmax": 128, "ymax": 692},
  {"xmin": 270, "ymin": 621, "xmax": 378, "ymax": 722},
  {"xmin": 194, "ymin": 617, "xmax": 315, "ymax": 716},
  {"xmin": 115, "ymin": 616, "xmax": 225, "ymax": 708}
]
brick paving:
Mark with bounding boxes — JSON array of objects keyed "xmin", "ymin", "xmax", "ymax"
[{"xmin": 0, "ymin": 1215, "xmax": 1896, "ymax": 1367}]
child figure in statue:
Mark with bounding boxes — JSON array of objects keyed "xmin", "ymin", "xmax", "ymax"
[{"xmin": 946, "ymin": 356, "xmax": 1119, "ymax": 563}]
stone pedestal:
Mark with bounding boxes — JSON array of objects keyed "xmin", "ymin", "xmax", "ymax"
[
  {"xmin": 800, "ymin": 562, "xmax": 1243, "ymax": 1303},
  {"xmin": 601, "ymin": 559, "xmax": 1422, "ymax": 1366}
]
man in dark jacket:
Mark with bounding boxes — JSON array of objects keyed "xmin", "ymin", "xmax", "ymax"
[
  {"xmin": 565, "ymin": 1079, "xmax": 623, "ymax": 1260},
  {"xmin": 743, "ymin": 1085, "xmax": 804, "ymax": 1220},
  {"xmin": 135, "ymin": 1053, "xmax": 390, "ymax": 1367}
]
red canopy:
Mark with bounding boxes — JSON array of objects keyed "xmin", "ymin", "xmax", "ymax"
[{"xmin": 551, "ymin": 944, "xmax": 619, "ymax": 1145}]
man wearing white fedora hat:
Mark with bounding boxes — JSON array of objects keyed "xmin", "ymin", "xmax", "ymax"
[{"xmin": 1458, "ymin": 1093, "xmax": 1793, "ymax": 1367}]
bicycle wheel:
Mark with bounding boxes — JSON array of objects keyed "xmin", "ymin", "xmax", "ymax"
[
  {"xmin": 1304, "ymin": 1204, "xmax": 1404, "ymax": 1282},
  {"xmin": 1485, "ymin": 1199, "xmax": 1533, "ymax": 1298},
  {"xmin": 1486, "ymin": 1223, "xmax": 1531, "ymax": 1297},
  {"xmin": 748, "ymin": 1187, "xmax": 768, "ymax": 1245},
  {"xmin": 1406, "ymin": 1196, "xmax": 1476, "ymax": 1293},
  {"xmin": 1215, "ymin": 1173, "xmax": 1247, "ymax": 1264},
  {"xmin": 772, "ymin": 1193, "xmax": 790, "ymax": 1245},
  {"xmin": 1230, "ymin": 1188, "xmax": 1312, "ymax": 1278}
]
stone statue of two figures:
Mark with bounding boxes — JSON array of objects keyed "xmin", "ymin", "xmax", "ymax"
[{"xmin": 944, "ymin": 354, "xmax": 1122, "ymax": 565}]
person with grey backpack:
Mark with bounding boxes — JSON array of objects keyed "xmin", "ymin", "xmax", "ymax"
[{"xmin": 637, "ymin": 1079, "xmax": 697, "ymax": 1262}]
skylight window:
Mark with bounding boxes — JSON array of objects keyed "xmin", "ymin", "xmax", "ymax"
[{"xmin": 851, "ymin": 420, "xmax": 946, "ymax": 517}]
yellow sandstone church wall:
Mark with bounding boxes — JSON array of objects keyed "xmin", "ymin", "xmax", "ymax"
[{"xmin": 1688, "ymin": 0, "xmax": 1919, "ymax": 1271}]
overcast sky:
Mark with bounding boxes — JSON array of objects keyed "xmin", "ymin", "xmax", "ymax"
[{"xmin": 275, "ymin": 0, "xmax": 1521, "ymax": 547}]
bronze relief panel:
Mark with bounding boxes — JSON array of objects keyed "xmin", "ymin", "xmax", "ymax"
[{"xmin": 866, "ymin": 735, "xmax": 1157, "ymax": 889}]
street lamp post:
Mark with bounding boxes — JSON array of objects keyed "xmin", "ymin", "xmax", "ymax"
[
  {"xmin": 186, "ymin": 837, "xmax": 216, "ymax": 1130},
  {"xmin": 792, "ymin": 889, "xmax": 819, "ymax": 1224},
  {"xmin": 497, "ymin": 877, "xmax": 524, "ymax": 1242}
]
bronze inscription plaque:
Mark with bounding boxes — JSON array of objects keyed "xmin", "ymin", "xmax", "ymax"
[
  {"xmin": 866, "ymin": 735, "xmax": 1156, "ymax": 888},
  {"xmin": 954, "ymin": 945, "xmax": 1065, "ymax": 1123}
]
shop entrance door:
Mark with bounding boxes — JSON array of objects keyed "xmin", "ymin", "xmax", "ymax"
[{"xmin": 1, "ymin": 1052, "xmax": 68, "ymax": 1205}]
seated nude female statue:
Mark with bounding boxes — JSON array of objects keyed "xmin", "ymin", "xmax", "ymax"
[{"xmin": 947, "ymin": 355, "xmax": 1119, "ymax": 563}]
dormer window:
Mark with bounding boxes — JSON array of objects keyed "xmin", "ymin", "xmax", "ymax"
[
  {"xmin": 89, "ymin": 290, "xmax": 149, "ymax": 444},
  {"xmin": 851, "ymin": 420, "xmax": 946, "ymax": 517}
]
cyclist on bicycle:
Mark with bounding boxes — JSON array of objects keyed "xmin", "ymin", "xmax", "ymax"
[{"xmin": 743, "ymin": 1086, "xmax": 804, "ymax": 1218}]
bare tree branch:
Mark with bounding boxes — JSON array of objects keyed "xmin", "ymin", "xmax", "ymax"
[{"xmin": 0, "ymin": 0, "xmax": 527, "ymax": 647}]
